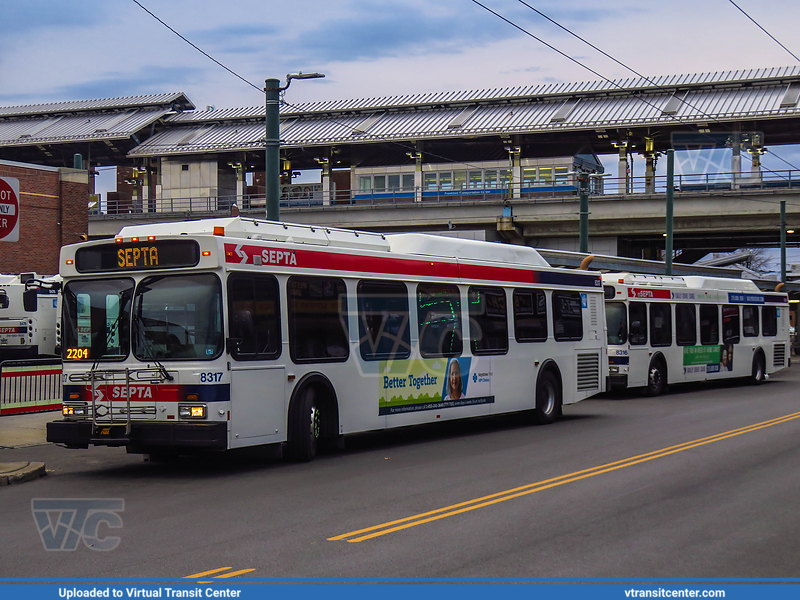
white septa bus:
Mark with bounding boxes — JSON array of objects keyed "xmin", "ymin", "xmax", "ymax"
[
  {"xmin": 603, "ymin": 272, "xmax": 790, "ymax": 395},
  {"xmin": 0, "ymin": 272, "xmax": 62, "ymax": 360},
  {"xmin": 48, "ymin": 217, "xmax": 607, "ymax": 460}
]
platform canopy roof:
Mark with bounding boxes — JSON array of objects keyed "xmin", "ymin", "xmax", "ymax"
[
  {"xmin": 0, "ymin": 93, "xmax": 194, "ymax": 167},
  {"xmin": 125, "ymin": 66, "xmax": 800, "ymax": 169},
  {"xmin": 4, "ymin": 67, "xmax": 800, "ymax": 170}
]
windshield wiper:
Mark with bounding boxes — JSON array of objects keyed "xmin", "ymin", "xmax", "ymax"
[{"xmin": 133, "ymin": 313, "xmax": 174, "ymax": 382}]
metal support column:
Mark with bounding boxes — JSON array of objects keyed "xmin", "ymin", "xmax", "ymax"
[
  {"xmin": 578, "ymin": 172, "xmax": 589, "ymax": 254},
  {"xmin": 781, "ymin": 200, "xmax": 787, "ymax": 285},
  {"xmin": 665, "ymin": 149, "xmax": 674, "ymax": 276}
]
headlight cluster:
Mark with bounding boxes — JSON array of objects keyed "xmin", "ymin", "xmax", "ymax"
[
  {"xmin": 178, "ymin": 404, "xmax": 207, "ymax": 419},
  {"xmin": 62, "ymin": 403, "xmax": 88, "ymax": 417}
]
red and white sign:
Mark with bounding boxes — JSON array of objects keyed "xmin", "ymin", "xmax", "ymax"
[
  {"xmin": 628, "ymin": 287, "xmax": 671, "ymax": 300},
  {"xmin": 87, "ymin": 384, "xmax": 181, "ymax": 403},
  {"xmin": 0, "ymin": 177, "xmax": 20, "ymax": 243}
]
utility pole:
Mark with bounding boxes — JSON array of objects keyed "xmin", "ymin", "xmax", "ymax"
[{"xmin": 265, "ymin": 72, "xmax": 325, "ymax": 222}]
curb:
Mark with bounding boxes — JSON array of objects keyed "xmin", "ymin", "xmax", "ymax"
[{"xmin": 0, "ymin": 462, "xmax": 47, "ymax": 485}]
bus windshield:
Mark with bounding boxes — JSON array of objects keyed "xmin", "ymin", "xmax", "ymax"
[
  {"xmin": 63, "ymin": 278, "xmax": 134, "ymax": 360},
  {"xmin": 132, "ymin": 273, "xmax": 223, "ymax": 361},
  {"xmin": 605, "ymin": 301, "xmax": 627, "ymax": 345}
]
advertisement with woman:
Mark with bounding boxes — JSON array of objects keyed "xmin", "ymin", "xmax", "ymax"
[{"xmin": 378, "ymin": 357, "xmax": 494, "ymax": 415}]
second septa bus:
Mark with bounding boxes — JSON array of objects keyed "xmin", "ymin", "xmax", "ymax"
[{"xmin": 603, "ymin": 272, "xmax": 789, "ymax": 395}]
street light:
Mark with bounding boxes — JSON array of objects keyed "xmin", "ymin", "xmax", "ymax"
[{"xmin": 265, "ymin": 72, "xmax": 325, "ymax": 221}]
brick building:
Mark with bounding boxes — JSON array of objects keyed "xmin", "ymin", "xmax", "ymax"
[{"xmin": 0, "ymin": 160, "xmax": 89, "ymax": 275}]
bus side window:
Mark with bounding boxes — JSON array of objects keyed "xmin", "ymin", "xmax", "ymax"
[
  {"xmin": 552, "ymin": 291, "xmax": 583, "ymax": 342},
  {"xmin": 0, "ymin": 290, "xmax": 8, "ymax": 309},
  {"xmin": 675, "ymin": 303, "xmax": 696, "ymax": 346},
  {"xmin": 722, "ymin": 305, "xmax": 740, "ymax": 345},
  {"xmin": 513, "ymin": 289, "xmax": 547, "ymax": 343},
  {"xmin": 468, "ymin": 286, "xmax": 509, "ymax": 355},
  {"xmin": 649, "ymin": 303, "xmax": 672, "ymax": 347},
  {"xmin": 357, "ymin": 280, "xmax": 411, "ymax": 361},
  {"xmin": 288, "ymin": 276, "xmax": 349, "ymax": 363},
  {"xmin": 700, "ymin": 305, "xmax": 719, "ymax": 345},
  {"xmin": 762, "ymin": 306, "xmax": 778, "ymax": 337},
  {"xmin": 628, "ymin": 302, "xmax": 647, "ymax": 345},
  {"xmin": 417, "ymin": 283, "xmax": 463, "ymax": 358},
  {"xmin": 742, "ymin": 305, "xmax": 759, "ymax": 337}
]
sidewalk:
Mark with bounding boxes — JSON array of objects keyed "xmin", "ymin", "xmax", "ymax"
[{"xmin": 0, "ymin": 410, "xmax": 54, "ymax": 484}]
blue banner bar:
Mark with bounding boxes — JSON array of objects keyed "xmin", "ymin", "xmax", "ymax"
[{"xmin": 3, "ymin": 581, "xmax": 800, "ymax": 600}]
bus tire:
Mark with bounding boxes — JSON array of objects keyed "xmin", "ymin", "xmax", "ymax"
[
  {"xmin": 646, "ymin": 357, "xmax": 666, "ymax": 396},
  {"xmin": 750, "ymin": 351, "xmax": 766, "ymax": 385},
  {"xmin": 534, "ymin": 369, "xmax": 561, "ymax": 425},
  {"xmin": 287, "ymin": 386, "xmax": 320, "ymax": 462}
]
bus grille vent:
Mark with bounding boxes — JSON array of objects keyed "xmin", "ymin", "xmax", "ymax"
[
  {"xmin": 773, "ymin": 343, "xmax": 786, "ymax": 368},
  {"xmin": 576, "ymin": 352, "xmax": 600, "ymax": 391}
]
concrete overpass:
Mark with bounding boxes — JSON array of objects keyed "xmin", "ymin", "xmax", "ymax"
[{"xmin": 88, "ymin": 178, "xmax": 800, "ymax": 261}]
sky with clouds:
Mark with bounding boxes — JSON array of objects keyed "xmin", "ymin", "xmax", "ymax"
[
  {"xmin": 4, "ymin": 0, "xmax": 800, "ymax": 265},
  {"xmin": 3, "ymin": 0, "xmax": 800, "ymax": 111}
]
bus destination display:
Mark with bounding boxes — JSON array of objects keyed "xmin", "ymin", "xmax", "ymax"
[{"xmin": 75, "ymin": 240, "xmax": 200, "ymax": 273}]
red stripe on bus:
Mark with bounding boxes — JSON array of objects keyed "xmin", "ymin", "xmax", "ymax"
[
  {"xmin": 224, "ymin": 243, "xmax": 539, "ymax": 283},
  {"xmin": 0, "ymin": 403, "xmax": 62, "ymax": 416},
  {"xmin": 628, "ymin": 288, "xmax": 671, "ymax": 299}
]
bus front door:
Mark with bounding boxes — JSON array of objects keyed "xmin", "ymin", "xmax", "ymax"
[{"xmin": 229, "ymin": 365, "xmax": 287, "ymax": 448}]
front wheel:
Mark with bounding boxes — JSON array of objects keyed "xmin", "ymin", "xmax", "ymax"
[
  {"xmin": 534, "ymin": 370, "xmax": 561, "ymax": 425},
  {"xmin": 287, "ymin": 387, "xmax": 320, "ymax": 462},
  {"xmin": 750, "ymin": 352, "xmax": 765, "ymax": 385},
  {"xmin": 646, "ymin": 358, "xmax": 666, "ymax": 396}
]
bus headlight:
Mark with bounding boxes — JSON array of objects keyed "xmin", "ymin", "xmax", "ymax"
[
  {"xmin": 63, "ymin": 403, "xmax": 88, "ymax": 417},
  {"xmin": 179, "ymin": 404, "xmax": 207, "ymax": 419},
  {"xmin": 609, "ymin": 366, "xmax": 619, "ymax": 374}
]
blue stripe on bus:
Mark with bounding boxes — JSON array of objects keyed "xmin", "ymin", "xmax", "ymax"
[
  {"xmin": 728, "ymin": 293, "xmax": 764, "ymax": 304},
  {"xmin": 537, "ymin": 271, "xmax": 602, "ymax": 288}
]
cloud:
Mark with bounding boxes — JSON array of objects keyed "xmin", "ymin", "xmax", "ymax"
[
  {"xmin": 189, "ymin": 23, "xmax": 281, "ymax": 55},
  {"xmin": 283, "ymin": 3, "xmax": 528, "ymax": 64},
  {"xmin": 48, "ymin": 66, "xmax": 207, "ymax": 102},
  {"xmin": 0, "ymin": 1, "xmax": 108, "ymax": 38}
]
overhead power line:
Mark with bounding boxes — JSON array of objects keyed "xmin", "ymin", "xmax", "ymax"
[
  {"xmin": 727, "ymin": 0, "xmax": 800, "ymax": 63},
  {"xmin": 472, "ymin": 0, "xmax": 800, "ymax": 172},
  {"xmin": 129, "ymin": 0, "xmax": 262, "ymax": 93}
]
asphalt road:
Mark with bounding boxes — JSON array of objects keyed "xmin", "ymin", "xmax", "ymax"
[{"xmin": 2, "ymin": 365, "xmax": 800, "ymax": 580}]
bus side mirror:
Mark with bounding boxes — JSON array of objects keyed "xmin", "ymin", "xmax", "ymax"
[{"xmin": 23, "ymin": 288, "xmax": 38, "ymax": 312}]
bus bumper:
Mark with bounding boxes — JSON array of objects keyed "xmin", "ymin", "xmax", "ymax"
[
  {"xmin": 47, "ymin": 420, "xmax": 228, "ymax": 451},
  {"xmin": 606, "ymin": 374, "xmax": 628, "ymax": 389}
]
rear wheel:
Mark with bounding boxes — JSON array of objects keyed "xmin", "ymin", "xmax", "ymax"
[
  {"xmin": 646, "ymin": 358, "xmax": 666, "ymax": 396},
  {"xmin": 287, "ymin": 387, "xmax": 320, "ymax": 462},
  {"xmin": 534, "ymin": 370, "xmax": 561, "ymax": 425},
  {"xmin": 751, "ymin": 352, "xmax": 766, "ymax": 385}
]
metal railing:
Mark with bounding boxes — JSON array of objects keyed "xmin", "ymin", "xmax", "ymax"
[
  {"xmin": 0, "ymin": 358, "xmax": 62, "ymax": 416},
  {"xmin": 90, "ymin": 169, "xmax": 800, "ymax": 220}
]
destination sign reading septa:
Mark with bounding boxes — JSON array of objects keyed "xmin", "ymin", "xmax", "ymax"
[
  {"xmin": 75, "ymin": 240, "xmax": 200, "ymax": 273},
  {"xmin": 117, "ymin": 245, "xmax": 159, "ymax": 268}
]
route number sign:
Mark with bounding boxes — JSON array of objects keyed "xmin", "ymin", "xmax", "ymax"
[{"xmin": 0, "ymin": 177, "xmax": 19, "ymax": 242}]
